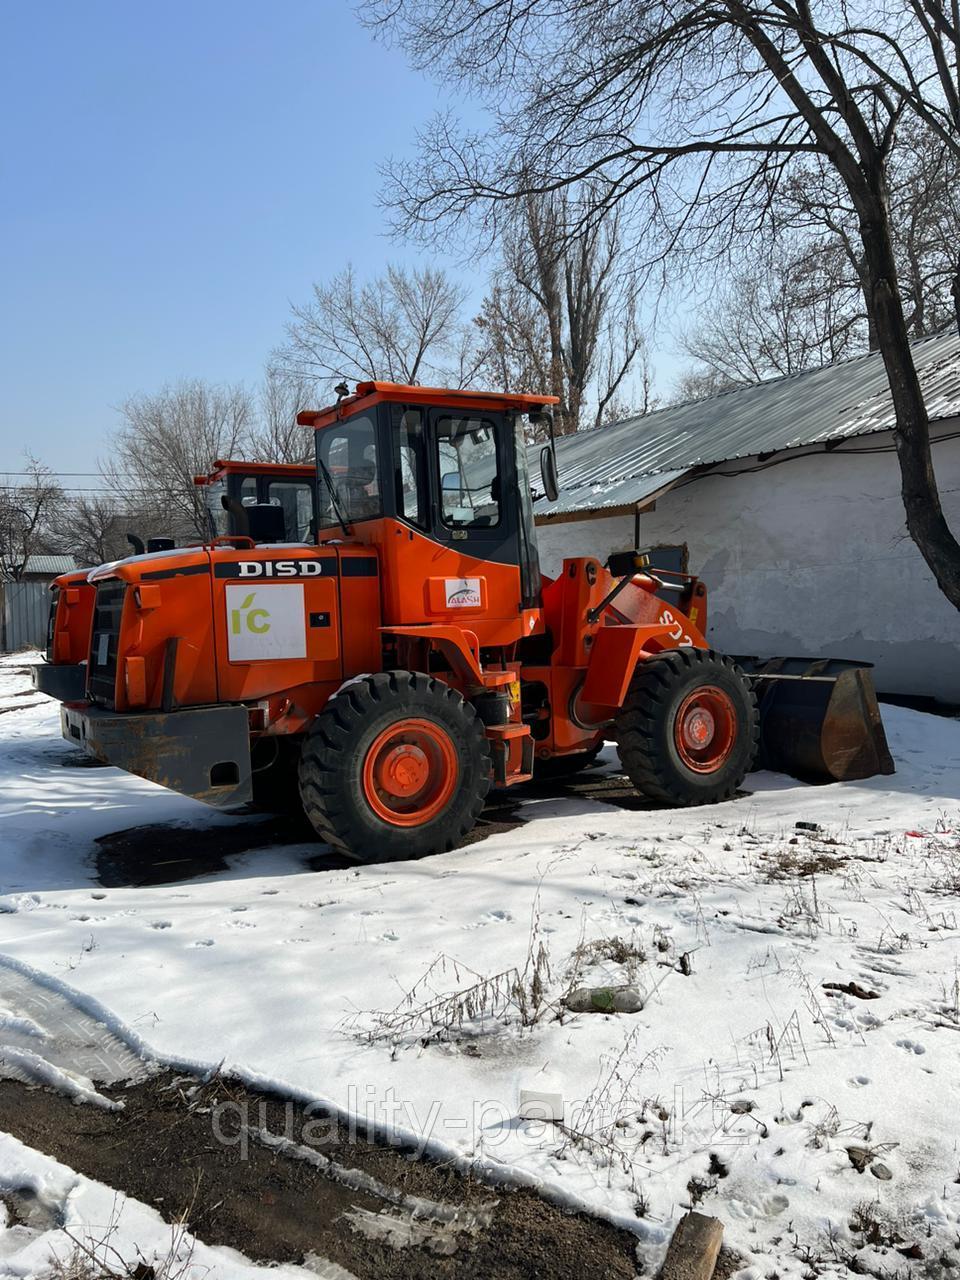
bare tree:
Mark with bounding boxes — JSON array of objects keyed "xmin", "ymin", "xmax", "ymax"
[
  {"xmin": 594, "ymin": 286, "xmax": 653, "ymax": 426},
  {"xmin": 0, "ymin": 456, "xmax": 62, "ymax": 580},
  {"xmin": 106, "ymin": 380, "xmax": 254, "ymax": 541},
  {"xmin": 476, "ymin": 278, "xmax": 551, "ymax": 398},
  {"xmin": 246, "ymin": 369, "xmax": 315, "ymax": 464},
  {"xmin": 365, "ymin": 0, "xmax": 960, "ymax": 609},
  {"xmin": 768, "ymin": 127, "xmax": 960, "ymax": 343},
  {"xmin": 275, "ymin": 264, "xmax": 483, "ymax": 391},
  {"xmin": 478, "ymin": 193, "xmax": 647, "ymax": 432},
  {"xmin": 888, "ymin": 128, "xmax": 960, "ymax": 336},
  {"xmin": 679, "ymin": 129, "xmax": 960, "ymax": 390},
  {"xmin": 671, "ymin": 365, "xmax": 742, "ymax": 404},
  {"xmin": 48, "ymin": 495, "xmax": 131, "ymax": 567},
  {"xmin": 680, "ymin": 239, "xmax": 867, "ymax": 387}
]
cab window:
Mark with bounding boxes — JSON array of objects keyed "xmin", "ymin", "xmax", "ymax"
[
  {"xmin": 393, "ymin": 406, "xmax": 427, "ymax": 527},
  {"xmin": 436, "ymin": 415, "xmax": 500, "ymax": 528},
  {"xmin": 266, "ymin": 480, "xmax": 315, "ymax": 542},
  {"xmin": 203, "ymin": 479, "xmax": 229, "ymax": 536},
  {"xmin": 317, "ymin": 413, "xmax": 381, "ymax": 526}
]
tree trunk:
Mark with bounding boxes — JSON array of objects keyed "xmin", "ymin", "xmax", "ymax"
[
  {"xmin": 548, "ymin": 318, "xmax": 569, "ymax": 432},
  {"xmin": 860, "ymin": 196, "xmax": 960, "ymax": 609},
  {"xmin": 855, "ymin": 263, "xmax": 880, "ymax": 351}
]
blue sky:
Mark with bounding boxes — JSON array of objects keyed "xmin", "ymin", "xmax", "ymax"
[
  {"xmin": 0, "ymin": 0, "xmax": 486, "ymax": 480},
  {"xmin": 1, "ymin": 1, "xmax": 685, "ymax": 487}
]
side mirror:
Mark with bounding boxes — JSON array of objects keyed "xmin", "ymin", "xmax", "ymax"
[{"xmin": 540, "ymin": 446, "xmax": 559, "ymax": 503}]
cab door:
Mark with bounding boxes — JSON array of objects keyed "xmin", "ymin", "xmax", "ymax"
[{"xmin": 426, "ymin": 407, "xmax": 541, "ymax": 613}]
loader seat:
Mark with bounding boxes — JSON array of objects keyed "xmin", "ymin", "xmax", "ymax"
[{"xmin": 344, "ymin": 463, "xmax": 380, "ymax": 518}]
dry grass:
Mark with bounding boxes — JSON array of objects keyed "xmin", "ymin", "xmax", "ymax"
[
  {"xmin": 44, "ymin": 1195, "xmax": 200, "ymax": 1280},
  {"xmin": 356, "ymin": 889, "xmax": 554, "ymax": 1048}
]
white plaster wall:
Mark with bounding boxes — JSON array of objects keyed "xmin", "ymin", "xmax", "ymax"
[{"xmin": 535, "ymin": 426, "xmax": 960, "ymax": 701}]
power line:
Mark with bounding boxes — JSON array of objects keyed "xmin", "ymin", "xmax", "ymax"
[{"xmin": 0, "ymin": 484, "xmax": 201, "ymax": 497}]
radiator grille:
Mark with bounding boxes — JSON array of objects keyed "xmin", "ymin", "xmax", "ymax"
[{"xmin": 88, "ymin": 580, "xmax": 127, "ymax": 705}]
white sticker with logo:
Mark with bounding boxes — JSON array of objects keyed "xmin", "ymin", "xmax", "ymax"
[
  {"xmin": 226, "ymin": 584, "xmax": 306, "ymax": 661},
  {"xmin": 444, "ymin": 578, "xmax": 482, "ymax": 609}
]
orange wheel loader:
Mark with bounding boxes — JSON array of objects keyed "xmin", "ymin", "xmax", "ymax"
[
  {"xmin": 34, "ymin": 459, "xmax": 317, "ymax": 704},
  {"xmin": 60, "ymin": 384, "xmax": 893, "ymax": 862}
]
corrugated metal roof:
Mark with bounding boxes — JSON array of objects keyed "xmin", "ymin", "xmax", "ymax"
[
  {"xmin": 534, "ymin": 328, "xmax": 960, "ymax": 517},
  {"xmin": 20, "ymin": 555, "xmax": 78, "ymax": 576}
]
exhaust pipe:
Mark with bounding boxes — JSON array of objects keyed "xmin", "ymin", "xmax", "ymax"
[{"xmin": 734, "ymin": 656, "xmax": 895, "ymax": 783}]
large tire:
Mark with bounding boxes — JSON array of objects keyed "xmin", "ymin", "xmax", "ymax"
[
  {"xmin": 614, "ymin": 649, "xmax": 758, "ymax": 806},
  {"xmin": 299, "ymin": 671, "xmax": 491, "ymax": 862}
]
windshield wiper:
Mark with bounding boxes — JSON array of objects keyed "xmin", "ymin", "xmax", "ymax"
[{"xmin": 318, "ymin": 459, "xmax": 351, "ymax": 537}]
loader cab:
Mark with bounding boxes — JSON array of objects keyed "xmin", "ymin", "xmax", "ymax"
[
  {"xmin": 310, "ymin": 387, "xmax": 553, "ymax": 615},
  {"xmin": 197, "ymin": 461, "xmax": 317, "ymax": 544}
]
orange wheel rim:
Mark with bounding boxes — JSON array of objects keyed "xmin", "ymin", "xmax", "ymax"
[
  {"xmin": 361, "ymin": 718, "xmax": 459, "ymax": 827},
  {"xmin": 673, "ymin": 686, "xmax": 738, "ymax": 773}
]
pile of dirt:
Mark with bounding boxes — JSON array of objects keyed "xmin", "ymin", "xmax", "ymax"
[{"xmin": 0, "ymin": 1069, "xmax": 639, "ymax": 1279}]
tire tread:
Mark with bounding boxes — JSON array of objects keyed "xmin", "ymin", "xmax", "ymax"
[{"xmin": 614, "ymin": 649, "xmax": 759, "ymax": 807}]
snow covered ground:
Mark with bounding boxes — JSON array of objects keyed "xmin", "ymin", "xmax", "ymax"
[{"xmin": 1, "ymin": 650, "xmax": 960, "ymax": 1276}]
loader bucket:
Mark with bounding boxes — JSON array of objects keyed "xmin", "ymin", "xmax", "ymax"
[{"xmin": 733, "ymin": 657, "xmax": 896, "ymax": 783}]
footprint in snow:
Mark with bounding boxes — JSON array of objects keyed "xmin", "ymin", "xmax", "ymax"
[
  {"xmin": 378, "ymin": 931, "xmax": 400, "ymax": 942},
  {"xmin": 831, "ymin": 1015, "xmax": 860, "ymax": 1032},
  {"xmin": 191, "ymin": 939, "xmax": 215, "ymax": 947},
  {"xmin": 859, "ymin": 957, "xmax": 908, "ymax": 977},
  {"xmin": 149, "ymin": 921, "xmax": 172, "ymax": 930},
  {"xmin": 847, "ymin": 1075, "xmax": 871, "ymax": 1088},
  {"xmin": 896, "ymin": 1037, "xmax": 926, "ymax": 1055},
  {"xmin": 463, "ymin": 909, "xmax": 515, "ymax": 929},
  {"xmin": 728, "ymin": 1192, "xmax": 789, "ymax": 1220}
]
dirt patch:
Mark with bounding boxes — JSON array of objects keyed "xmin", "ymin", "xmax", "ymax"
[
  {"xmin": 517, "ymin": 769, "xmax": 753, "ymax": 812},
  {"xmin": 517, "ymin": 768, "xmax": 659, "ymax": 811},
  {"xmin": 0, "ymin": 1070, "xmax": 638, "ymax": 1279},
  {"xmin": 761, "ymin": 849, "xmax": 848, "ymax": 880}
]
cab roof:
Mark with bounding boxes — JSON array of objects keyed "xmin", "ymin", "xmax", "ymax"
[
  {"xmin": 193, "ymin": 459, "xmax": 316, "ymax": 486},
  {"xmin": 296, "ymin": 382, "xmax": 559, "ymax": 431}
]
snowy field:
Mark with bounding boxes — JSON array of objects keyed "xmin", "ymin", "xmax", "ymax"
[{"xmin": 1, "ymin": 650, "xmax": 960, "ymax": 1277}]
